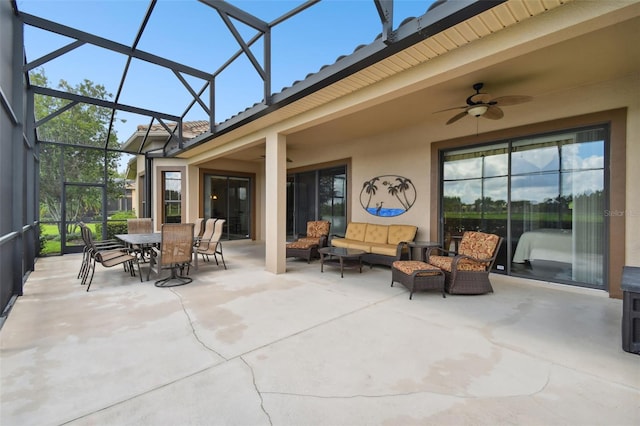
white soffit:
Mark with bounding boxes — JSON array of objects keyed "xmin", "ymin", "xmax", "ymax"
[{"xmin": 277, "ymin": 0, "xmax": 571, "ymax": 117}]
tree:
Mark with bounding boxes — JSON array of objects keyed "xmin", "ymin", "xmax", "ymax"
[{"xmin": 34, "ymin": 69, "xmax": 124, "ymax": 234}]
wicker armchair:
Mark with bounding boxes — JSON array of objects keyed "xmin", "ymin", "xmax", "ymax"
[
  {"xmin": 426, "ymin": 231, "xmax": 503, "ymax": 295},
  {"xmin": 286, "ymin": 220, "xmax": 331, "ymax": 263},
  {"xmin": 148, "ymin": 223, "xmax": 195, "ymax": 287}
]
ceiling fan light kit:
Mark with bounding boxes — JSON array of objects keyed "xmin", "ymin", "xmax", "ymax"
[
  {"xmin": 435, "ymin": 82, "xmax": 532, "ymax": 125},
  {"xmin": 467, "ymin": 105, "xmax": 488, "ymax": 117}
]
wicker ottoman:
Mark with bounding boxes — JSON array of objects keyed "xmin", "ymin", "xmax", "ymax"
[
  {"xmin": 286, "ymin": 240, "xmax": 319, "ymax": 263},
  {"xmin": 391, "ymin": 260, "xmax": 445, "ymax": 299}
]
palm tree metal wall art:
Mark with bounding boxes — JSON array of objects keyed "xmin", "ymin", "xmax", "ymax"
[{"xmin": 359, "ymin": 175, "xmax": 416, "ymax": 217}]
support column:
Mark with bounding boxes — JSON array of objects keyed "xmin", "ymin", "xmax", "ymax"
[{"xmin": 264, "ymin": 132, "xmax": 287, "ymax": 274}]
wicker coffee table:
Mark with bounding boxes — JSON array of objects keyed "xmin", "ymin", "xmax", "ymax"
[{"xmin": 318, "ymin": 247, "xmax": 365, "ymax": 278}]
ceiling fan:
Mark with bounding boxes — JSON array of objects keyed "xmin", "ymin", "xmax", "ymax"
[{"xmin": 435, "ymin": 83, "xmax": 532, "ymax": 125}]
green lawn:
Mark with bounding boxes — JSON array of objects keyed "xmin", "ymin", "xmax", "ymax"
[{"xmin": 39, "ymin": 223, "xmax": 96, "ymax": 255}]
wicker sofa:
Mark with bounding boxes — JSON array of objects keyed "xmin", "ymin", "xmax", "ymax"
[{"xmin": 330, "ymin": 222, "xmax": 417, "ymax": 267}]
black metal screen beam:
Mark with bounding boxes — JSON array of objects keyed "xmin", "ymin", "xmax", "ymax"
[
  {"xmin": 172, "ymin": 0, "xmax": 506, "ymax": 155},
  {"xmin": 180, "ymin": 80, "xmax": 212, "ymax": 130},
  {"xmin": 24, "ymin": 40, "xmax": 85, "ymax": 72},
  {"xmin": 38, "ymin": 139, "xmax": 139, "ymax": 155},
  {"xmin": 0, "ymin": 86, "xmax": 19, "ymax": 125},
  {"xmin": 35, "ymin": 100, "xmax": 78, "ymax": 128},
  {"xmin": 198, "ymin": 0, "xmax": 268, "ymax": 32},
  {"xmin": 31, "ymin": 85, "xmax": 181, "ymax": 122},
  {"xmin": 173, "ymin": 70, "xmax": 210, "ymax": 115},
  {"xmin": 374, "ymin": 0, "xmax": 394, "ymax": 45},
  {"xmin": 105, "ymin": 0, "xmax": 158, "ymax": 150},
  {"xmin": 143, "ymin": 156, "xmax": 153, "ymax": 218},
  {"xmin": 137, "ymin": 117, "xmax": 155, "ymax": 154},
  {"xmin": 19, "ymin": 12, "xmax": 212, "ymax": 81},
  {"xmin": 269, "ymin": 0, "xmax": 319, "ymax": 27},
  {"xmin": 216, "ymin": 10, "xmax": 266, "ymax": 81}
]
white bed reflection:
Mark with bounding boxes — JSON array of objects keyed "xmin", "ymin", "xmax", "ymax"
[
  {"xmin": 513, "ymin": 228, "xmax": 573, "ymax": 264},
  {"xmin": 513, "ymin": 229, "xmax": 573, "ymax": 279}
]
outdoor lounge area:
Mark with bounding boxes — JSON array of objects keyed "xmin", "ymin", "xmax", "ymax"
[
  {"xmin": 1, "ymin": 242, "xmax": 638, "ymax": 425},
  {"xmin": 2, "ymin": 1, "xmax": 640, "ymax": 424}
]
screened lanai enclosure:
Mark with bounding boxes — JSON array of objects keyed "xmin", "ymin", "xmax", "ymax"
[{"xmin": 3, "ymin": 0, "xmax": 494, "ymax": 317}]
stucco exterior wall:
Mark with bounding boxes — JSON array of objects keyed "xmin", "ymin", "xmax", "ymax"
[{"xmin": 624, "ymin": 73, "xmax": 640, "ymax": 267}]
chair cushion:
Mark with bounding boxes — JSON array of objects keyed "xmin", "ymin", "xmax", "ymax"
[
  {"xmin": 458, "ymin": 231, "xmax": 500, "ymax": 260},
  {"xmin": 307, "ymin": 221, "xmax": 330, "ymax": 238},
  {"xmin": 297, "ymin": 237, "xmax": 321, "ymax": 245},
  {"xmin": 364, "ymin": 224, "xmax": 388, "ymax": 244},
  {"xmin": 393, "ymin": 260, "xmax": 442, "ymax": 276},
  {"xmin": 387, "ymin": 225, "xmax": 417, "ymax": 245},
  {"xmin": 345, "ymin": 222, "xmax": 368, "ymax": 241},
  {"xmin": 287, "ymin": 240, "xmax": 317, "ymax": 249},
  {"xmin": 428, "ymin": 255, "xmax": 487, "ymax": 272}
]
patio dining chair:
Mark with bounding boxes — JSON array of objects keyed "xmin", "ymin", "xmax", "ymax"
[
  {"xmin": 127, "ymin": 218, "xmax": 153, "ymax": 234},
  {"xmin": 426, "ymin": 231, "xmax": 503, "ymax": 295},
  {"xmin": 80, "ymin": 224, "xmax": 141, "ymax": 291},
  {"xmin": 197, "ymin": 218, "xmax": 227, "ymax": 269},
  {"xmin": 127, "ymin": 218, "xmax": 154, "ymax": 261},
  {"xmin": 147, "ymin": 223, "xmax": 195, "ymax": 287},
  {"xmin": 77, "ymin": 222, "xmax": 127, "ymax": 283},
  {"xmin": 193, "ymin": 218, "xmax": 205, "ymax": 247}
]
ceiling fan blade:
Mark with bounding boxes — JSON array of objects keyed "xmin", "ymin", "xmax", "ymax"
[
  {"xmin": 446, "ymin": 111, "xmax": 468, "ymax": 125},
  {"xmin": 468, "ymin": 92, "xmax": 492, "ymax": 104},
  {"xmin": 433, "ymin": 105, "xmax": 467, "ymax": 114},
  {"xmin": 490, "ymin": 95, "xmax": 532, "ymax": 106},
  {"xmin": 483, "ymin": 105, "xmax": 504, "ymax": 120}
]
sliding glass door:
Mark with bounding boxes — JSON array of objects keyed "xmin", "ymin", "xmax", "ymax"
[
  {"xmin": 203, "ymin": 174, "xmax": 251, "ymax": 240},
  {"xmin": 287, "ymin": 165, "xmax": 347, "ymax": 239},
  {"xmin": 442, "ymin": 126, "xmax": 606, "ymax": 288}
]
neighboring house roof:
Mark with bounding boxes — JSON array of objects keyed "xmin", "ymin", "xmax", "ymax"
[
  {"xmin": 123, "ymin": 120, "xmax": 210, "ymax": 153},
  {"xmin": 136, "ymin": 120, "xmax": 210, "ymax": 140}
]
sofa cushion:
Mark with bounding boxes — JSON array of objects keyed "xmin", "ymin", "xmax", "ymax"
[
  {"xmin": 388, "ymin": 225, "xmax": 417, "ymax": 245},
  {"xmin": 331, "ymin": 238, "xmax": 370, "ymax": 252},
  {"xmin": 364, "ymin": 224, "xmax": 388, "ymax": 244},
  {"xmin": 345, "ymin": 222, "xmax": 367, "ymax": 241},
  {"xmin": 368, "ymin": 242, "xmax": 398, "ymax": 257},
  {"xmin": 331, "ymin": 238, "xmax": 348, "ymax": 248},
  {"xmin": 344, "ymin": 240, "xmax": 371, "ymax": 252}
]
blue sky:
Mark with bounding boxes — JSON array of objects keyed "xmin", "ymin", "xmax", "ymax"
[{"xmin": 18, "ymin": 0, "xmax": 437, "ymax": 142}]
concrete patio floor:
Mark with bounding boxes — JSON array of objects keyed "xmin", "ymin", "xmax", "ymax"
[{"xmin": 1, "ymin": 241, "xmax": 638, "ymax": 426}]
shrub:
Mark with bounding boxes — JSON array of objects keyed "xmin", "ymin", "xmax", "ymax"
[{"xmin": 96, "ymin": 222, "xmax": 128, "ymax": 240}]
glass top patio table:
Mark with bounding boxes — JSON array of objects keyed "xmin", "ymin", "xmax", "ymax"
[
  {"xmin": 318, "ymin": 246, "xmax": 365, "ymax": 278},
  {"xmin": 115, "ymin": 233, "xmax": 198, "ymax": 273},
  {"xmin": 115, "ymin": 233, "xmax": 161, "ymax": 246}
]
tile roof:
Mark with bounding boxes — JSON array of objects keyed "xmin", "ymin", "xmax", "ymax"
[{"xmin": 136, "ymin": 120, "xmax": 210, "ymax": 140}]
